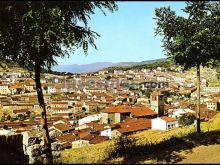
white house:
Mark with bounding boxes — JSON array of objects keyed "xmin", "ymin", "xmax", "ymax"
[
  {"xmin": 203, "ymin": 87, "xmax": 220, "ymax": 93},
  {"xmin": 151, "ymin": 116, "xmax": 179, "ymax": 130},
  {"xmin": 0, "ymin": 84, "xmax": 10, "ymax": 95},
  {"xmin": 48, "ymin": 86, "xmax": 56, "ymax": 93},
  {"xmin": 157, "ymin": 76, "xmax": 166, "ymax": 82},
  {"xmin": 78, "ymin": 114, "xmax": 101, "ymax": 126},
  {"xmin": 0, "ymin": 129, "xmax": 16, "ymax": 136},
  {"xmin": 99, "ymin": 126, "xmax": 112, "ymax": 139},
  {"xmin": 206, "ymin": 99, "xmax": 219, "ymax": 110},
  {"xmin": 168, "ymin": 108, "xmax": 195, "ymax": 118},
  {"xmin": 173, "ymin": 77, "xmax": 186, "ymax": 83}
]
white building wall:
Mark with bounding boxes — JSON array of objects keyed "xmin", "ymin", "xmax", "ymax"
[
  {"xmin": 78, "ymin": 114, "xmax": 101, "ymax": 126},
  {"xmin": 100, "ymin": 113, "xmax": 109, "ymax": 124},
  {"xmin": 115, "ymin": 113, "xmax": 121, "ymax": 124},
  {"xmin": 166, "ymin": 121, "xmax": 179, "ymax": 130},
  {"xmin": 151, "ymin": 118, "xmax": 167, "ymax": 130},
  {"xmin": 48, "ymin": 86, "xmax": 56, "ymax": 93},
  {"xmin": 100, "ymin": 128, "xmax": 112, "ymax": 139}
]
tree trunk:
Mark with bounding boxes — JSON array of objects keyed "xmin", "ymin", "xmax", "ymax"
[
  {"xmin": 34, "ymin": 62, "xmax": 53, "ymax": 164},
  {"xmin": 196, "ymin": 63, "xmax": 201, "ymax": 133}
]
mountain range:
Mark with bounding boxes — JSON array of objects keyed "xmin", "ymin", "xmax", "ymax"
[{"xmin": 52, "ymin": 58, "xmax": 166, "ymax": 73}]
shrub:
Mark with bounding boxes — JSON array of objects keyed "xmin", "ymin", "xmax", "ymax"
[{"xmin": 179, "ymin": 114, "xmax": 196, "ymax": 126}]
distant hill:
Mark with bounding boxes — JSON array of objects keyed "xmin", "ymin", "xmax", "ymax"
[
  {"xmin": 52, "ymin": 62, "xmax": 114, "ymax": 73},
  {"xmin": 52, "ymin": 58, "xmax": 167, "ymax": 73}
]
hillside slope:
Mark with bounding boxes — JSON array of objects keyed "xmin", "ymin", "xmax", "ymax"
[{"xmin": 61, "ymin": 113, "xmax": 220, "ymax": 164}]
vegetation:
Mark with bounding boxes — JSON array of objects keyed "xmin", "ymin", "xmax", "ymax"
[
  {"xmin": 61, "ymin": 113, "xmax": 220, "ymax": 164},
  {"xmin": 154, "ymin": 1, "xmax": 220, "ymax": 133},
  {"xmin": 106, "ymin": 60, "xmax": 173, "ymax": 73},
  {"xmin": 179, "ymin": 114, "xmax": 196, "ymax": 126},
  {"xmin": 142, "ymin": 89, "xmax": 153, "ymax": 98},
  {"xmin": 0, "ymin": 1, "xmax": 117, "ymax": 163},
  {"xmin": 0, "ymin": 115, "xmax": 5, "ymax": 122}
]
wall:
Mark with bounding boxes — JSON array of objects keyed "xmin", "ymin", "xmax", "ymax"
[
  {"xmin": 151, "ymin": 118, "xmax": 167, "ymax": 130},
  {"xmin": 22, "ymin": 131, "xmax": 63, "ymax": 164},
  {"xmin": 0, "ymin": 134, "xmax": 28, "ymax": 164}
]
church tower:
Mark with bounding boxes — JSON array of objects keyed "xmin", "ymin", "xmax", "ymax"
[{"xmin": 150, "ymin": 91, "xmax": 164, "ymax": 116}]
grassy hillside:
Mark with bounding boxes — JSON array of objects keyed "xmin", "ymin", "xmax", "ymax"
[
  {"xmin": 61, "ymin": 112, "xmax": 220, "ymax": 164},
  {"xmin": 0, "ymin": 62, "xmax": 28, "ymax": 72}
]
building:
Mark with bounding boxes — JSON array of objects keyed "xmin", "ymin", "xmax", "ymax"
[
  {"xmin": 150, "ymin": 91, "xmax": 165, "ymax": 116},
  {"xmin": 151, "ymin": 116, "xmax": 178, "ymax": 130},
  {"xmin": 206, "ymin": 99, "xmax": 219, "ymax": 110},
  {"xmin": 203, "ymin": 87, "xmax": 220, "ymax": 93},
  {"xmin": 168, "ymin": 108, "xmax": 195, "ymax": 119},
  {"xmin": 0, "ymin": 84, "xmax": 10, "ymax": 95},
  {"xmin": 100, "ymin": 105, "xmax": 132, "ymax": 124},
  {"xmin": 112, "ymin": 119, "xmax": 151, "ymax": 138},
  {"xmin": 78, "ymin": 114, "xmax": 101, "ymax": 126}
]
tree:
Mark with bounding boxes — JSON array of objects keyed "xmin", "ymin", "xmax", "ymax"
[
  {"xmin": 18, "ymin": 114, "xmax": 25, "ymax": 121},
  {"xmin": 16, "ymin": 88, "xmax": 23, "ymax": 94},
  {"xmin": 0, "ymin": 115, "xmax": 5, "ymax": 122},
  {"xmin": 155, "ymin": 1, "xmax": 220, "ymax": 133},
  {"xmin": 6, "ymin": 115, "xmax": 11, "ymax": 121},
  {"xmin": 0, "ymin": 1, "xmax": 117, "ymax": 164},
  {"xmin": 179, "ymin": 113, "xmax": 196, "ymax": 126},
  {"xmin": 143, "ymin": 89, "xmax": 153, "ymax": 98},
  {"xmin": 43, "ymin": 86, "xmax": 48, "ymax": 94}
]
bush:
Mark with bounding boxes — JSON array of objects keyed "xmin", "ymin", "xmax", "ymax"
[
  {"xmin": 179, "ymin": 114, "xmax": 196, "ymax": 126},
  {"xmin": 0, "ymin": 116, "xmax": 5, "ymax": 122}
]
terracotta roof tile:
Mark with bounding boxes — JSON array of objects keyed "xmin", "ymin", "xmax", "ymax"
[
  {"xmin": 101, "ymin": 105, "xmax": 132, "ymax": 113},
  {"xmin": 131, "ymin": 107, "xmax": 157, "ymax": 117},
  {"xmin": 117, "ymin": 119, "xmax": 151, "ymax": 134},
  {"xmin": 53, "ymin": 123, "xmax": 74, "ymax": 132},
  {"xmin": 160, "ymin": 116, "xmax": 177, "ymax": 122},
  {"xmin": 89, "ymin": 136, "xmax": 109, "ymax": 144},
  {"xmin": 57, "ymin": 134, "xmax": 79, "ymax": 142}
]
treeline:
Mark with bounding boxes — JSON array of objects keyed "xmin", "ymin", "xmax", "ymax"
[{"xmin": 106, "ymin": 60, "xmax": 174, "ymax": 73}]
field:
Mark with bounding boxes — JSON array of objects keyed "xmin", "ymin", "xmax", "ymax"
[{"xmin": 61, "ymin": 112, "xmax": 220, "ymax": 164}]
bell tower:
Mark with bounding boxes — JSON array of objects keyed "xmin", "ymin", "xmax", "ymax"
[{"xmin": 150, "ymin": 91, "xmax": 164, "ymax": 116}]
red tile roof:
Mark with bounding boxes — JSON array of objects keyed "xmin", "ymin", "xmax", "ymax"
[
  {"xmin": 78, "ymin": 128, "xmax": 92, "ymax": 139},
  {"xmin": 101, "ymin": 105, "xmax": 157, "ymax": 117},
  {"xmin": 57, "ymin": 134, "xmax": 79, "ymax": 142},
  {"xmin": 53, "ymin": 123, "xmax": 74, "ymax": 132},
  {"xmin": 89, "ymin": 136, "xmax": 109, "ymax": 144},
  {"xmin": 117, "ymin": 119, "xmax": 151, "ymax": 134},
  {"xmin": 160, "ymin": 116, "xmax": 177, "ymax": 122},
  {"xmin": 207, "ymin": 99, "xmax": 219, "ymax": 103},
  {"xmin": 131, "ymin": 107, "xmax": 157, "ymax": 117},
  {"xmin": 101, "ymin": 105, "xmax": 132, "ymax": 113}
]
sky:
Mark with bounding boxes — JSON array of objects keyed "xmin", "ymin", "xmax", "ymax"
[{"xmin": 57, "ymin": 1, "xmax": 187, "ymax": 65}]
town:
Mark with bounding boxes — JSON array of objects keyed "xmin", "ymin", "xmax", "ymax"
[{"xmin": 0, "ymin": 63, "xmax": 219, "ymax": 159}]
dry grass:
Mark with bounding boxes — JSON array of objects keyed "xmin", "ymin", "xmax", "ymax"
[
  {"xmin": 179, "ymin": 144, "xmax": 220, "ymax": 163},
  {"xmin": 61, "ymin": 140, "xmax": 114, "ymax": 164},
  {"xmin": 61, "ymin": 113, "xmax": 220, "ymax": 164}
]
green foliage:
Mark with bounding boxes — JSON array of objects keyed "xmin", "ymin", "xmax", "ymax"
[
  {"xmin": 16, "ymin": 88, "xmax": 23, "ymax": 94},
  {"xmin": 10, "ymin": 117, "xmax": 16, "ymax": 122},
  {"xmin": 3, "ymin": 125, "xmax": 8, "ymax": 129},
  {"xmin": 143, "ymin": 89, "xmax": 153, "ymax": 98},
  {"xmin": 106, "ymin": 60, "xmax": 173, "ymax": 73},
  {"xmin": 18, "ymin": 114, "xmax": 25, "ymax": 121},
  {"xmin": 179, "ymin": 114, "xmax": 196, "ymax": 126},
  {"xmin": 6, "ymin": 115, "xmax": 11, "ymax": 121},
  {"xmin": 0, "ymin": 115, "xmax": 5, "ymax": 122},
  {"xmin": 0, "ymin": 2, "xmax": 118, "ymax": 71},
  {"xmin": 154, "ymin": 1, "xmax": 220, "ymax": 69}
]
